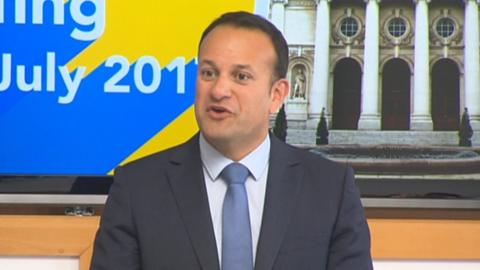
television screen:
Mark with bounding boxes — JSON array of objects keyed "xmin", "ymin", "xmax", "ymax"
[{"xmin": 1, "ymin": 0, "xmax": 479, "ymax": 200}]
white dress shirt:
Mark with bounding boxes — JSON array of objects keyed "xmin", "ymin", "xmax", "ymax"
[{"xmin": 199, "ymin": 133, "xmax": 270, "ymax": 266}]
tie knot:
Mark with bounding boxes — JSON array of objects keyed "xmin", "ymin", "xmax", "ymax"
[{"xmin": 221, "ymin": 163, "xmax": 249, "ymax": 185}]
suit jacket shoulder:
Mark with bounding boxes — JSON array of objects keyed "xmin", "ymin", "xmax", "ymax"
[
  {"xmin": 260, "ymin": 135, "xmax": 373, "ymax": 270},
  {"xmin": 119, "ymin": 133, "xmax": 200, "ymax": 176},
  {"xmin": 91, "ymin": 133, "xmax": 220, "ymax": 270}
]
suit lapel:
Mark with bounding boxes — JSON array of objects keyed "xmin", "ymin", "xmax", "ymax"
[
  {"xmin": 166, "ymin": 134, "xmax": 220, "ymax": 270},
  {"xmin": 254, "ymin": 136, "xmax": 303, "ymax": 270}
]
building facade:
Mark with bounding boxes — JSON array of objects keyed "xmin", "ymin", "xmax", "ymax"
[{"xmin": 270, "ymin": 0, "xmax": 480, "ymax": 145}]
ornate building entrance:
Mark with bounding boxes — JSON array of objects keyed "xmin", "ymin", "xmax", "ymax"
[
  {"xmin": 332, "ymin": 58, "xmax": 361, "ymax": 130},
  {"xmin": 382, "ymin": 59, "xmax": 411, "ymax": 130},
  {"xmin": 431, "ymin": 59, "xmax": 460, "ymax": 131}
]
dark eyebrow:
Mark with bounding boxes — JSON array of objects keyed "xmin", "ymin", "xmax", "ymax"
[
  {"xmin": 233, "ymin": 64, "xmax": 254, "ymax": 73},
  {"xmin": 200, "ymin": 59, "xmax": 253, "ymax": 70},
  {"xmin": 235, "ymin": 64, "xmax": 251, "ymax": 69},
  {"xmin": 199, "ymin": 59, "xmax": 217, "ymax": 68}
]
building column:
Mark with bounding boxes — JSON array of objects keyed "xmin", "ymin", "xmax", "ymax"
[
  {"xmin": 358, "ymin": 0, "xmax": 381, "ymax": 130},
  {"xmin": 308, "ymin": 0, "xmax": 331, "ymax": 127},
  {"xmin": 270, "ymin": 0, "xmax": 288, "ymax": 32},
  {"xmin": 411, "ymin": 0, "xmax": 433, "ymax": 130},
  {"xmin": 464, "ymin": 0, "xmax": 480, "ymax": 130}
]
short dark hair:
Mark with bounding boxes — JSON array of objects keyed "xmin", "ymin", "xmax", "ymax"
[{"xmin": 199, "ymin": 11, "xmax": 289, "ymax": 80}]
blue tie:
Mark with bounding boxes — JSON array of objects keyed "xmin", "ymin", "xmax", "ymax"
[{"xmin": 221, "ymin": 163, "xmax": 253, "ymax": 270}]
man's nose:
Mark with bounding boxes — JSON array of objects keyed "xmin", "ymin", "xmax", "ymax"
[{"xmin": 210, "ymin": 75, "xmax": 232, "ymax": 100}]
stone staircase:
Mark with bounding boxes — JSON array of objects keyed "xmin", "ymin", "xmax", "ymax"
[{"xmin": 285, "ymin": 129, "xmax": 480, "ymax": 146}]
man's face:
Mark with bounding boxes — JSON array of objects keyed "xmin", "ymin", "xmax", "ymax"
[{"xmin": 195, "ymin": 25, "xmax": 288, "ymax": 156}]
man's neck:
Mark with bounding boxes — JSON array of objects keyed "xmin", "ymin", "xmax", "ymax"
[{"xmin": 201, "ymin": 132, "xmax": 269, "ymax": 162}]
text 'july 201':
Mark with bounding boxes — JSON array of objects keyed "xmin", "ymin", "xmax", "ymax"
[{"xmin": 0, "ymin": 53, "xmax": 188, "ymax": 104}]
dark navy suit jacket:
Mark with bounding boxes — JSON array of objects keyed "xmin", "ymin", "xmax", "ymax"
[{"xmin": 90, "ymin": 134, "xmax": 373, "ymax": 270}]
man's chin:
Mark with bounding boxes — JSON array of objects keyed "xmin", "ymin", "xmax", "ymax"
[
  {"xmin": 205, "ymin": 123, "xmax": 243, "ymax": 138},
  {"xmin": 201, "ymin": 130, "xmax": 233, "ymax": 145}
]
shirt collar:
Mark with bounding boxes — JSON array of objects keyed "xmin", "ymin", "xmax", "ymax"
[{"xmin": 199, "ymin": 133, "xmax": 270, "ymax": 182}]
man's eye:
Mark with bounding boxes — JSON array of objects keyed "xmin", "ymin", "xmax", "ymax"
[
  {"xmin": 201, "ymin": 69, "xmax": 216, "ymax": 80},
  {"xmin": 235, "ymin": 72, "xmax": 251, "ymax": 82}
]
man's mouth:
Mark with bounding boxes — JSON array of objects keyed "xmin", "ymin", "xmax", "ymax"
[{"xmin": 207, "ymin": 105, "xmax": 232, "ymax": 118}]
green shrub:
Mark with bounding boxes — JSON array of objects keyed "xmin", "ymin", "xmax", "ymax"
[
  {"xmin": 273, "ymin": 104, "xmax": 287, "ymax": 142},
  {"xmin": 459, "ymin": 107, "xmax": 473, "ymax": 147},
  {"xmin": 316, "ymin": 108, "xmax": 329, "ymax": 145}
]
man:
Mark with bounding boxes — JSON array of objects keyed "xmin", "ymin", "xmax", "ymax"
[{"xmin": 90, "ymin": 11, "xmax": 373, "ymax": 270}]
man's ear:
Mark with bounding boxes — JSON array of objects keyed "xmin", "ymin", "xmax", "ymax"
[{"xmin": 269, "ymin": 78, "xmax": 290, "ymax": 114}]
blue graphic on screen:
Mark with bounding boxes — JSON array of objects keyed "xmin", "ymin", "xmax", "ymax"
[{"xmin": 0, "ymin": 1, "xmax": 196, "ymax": 175}]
